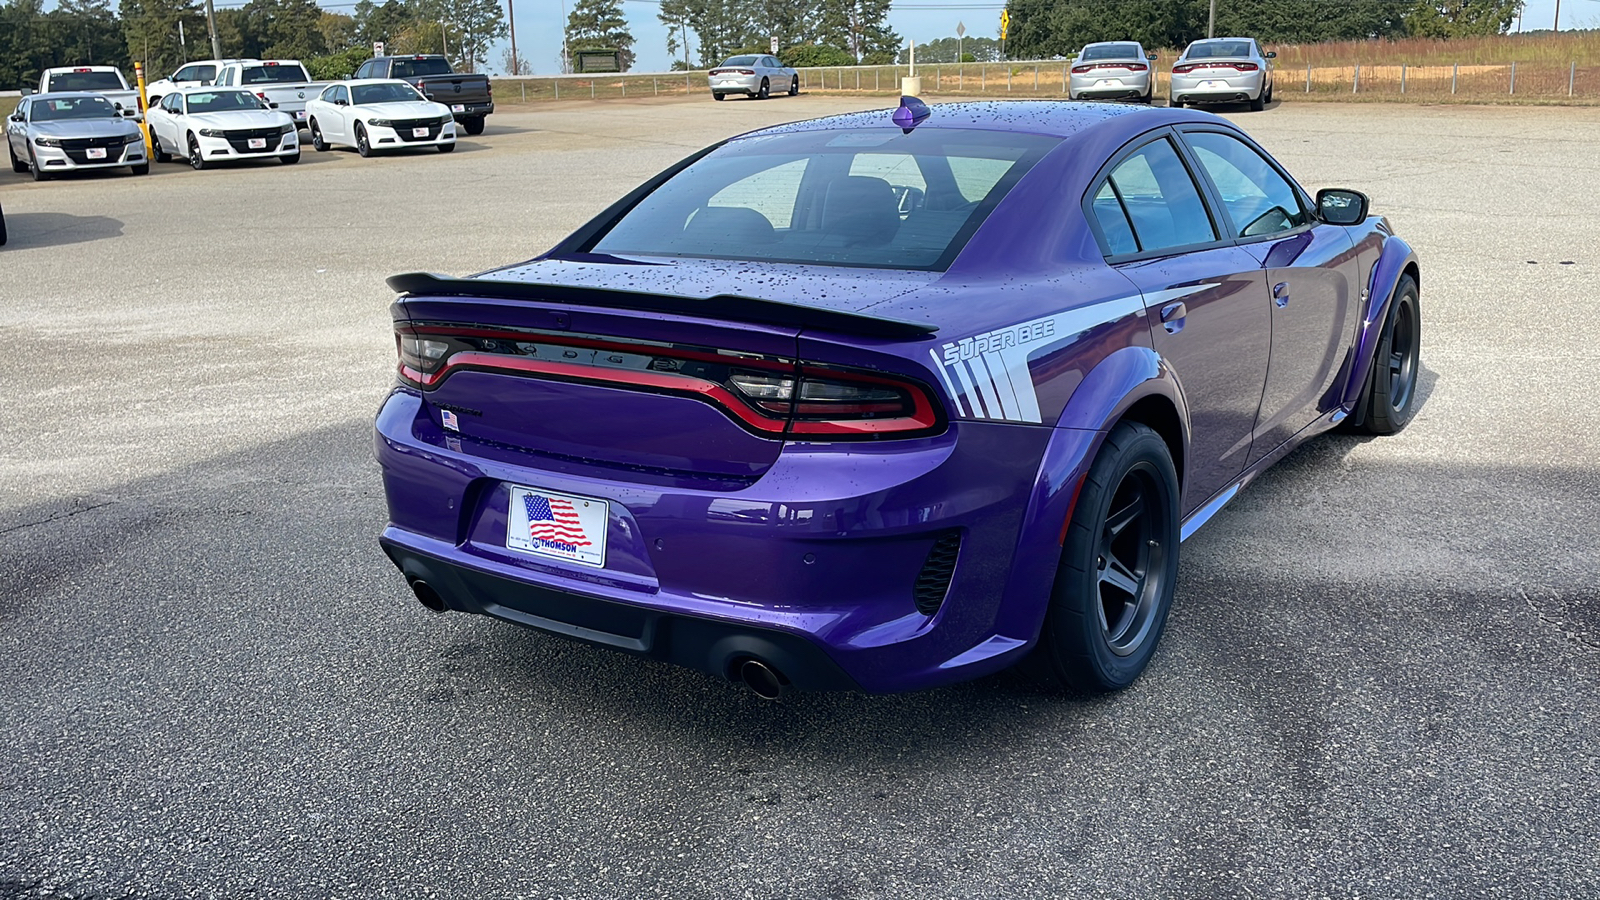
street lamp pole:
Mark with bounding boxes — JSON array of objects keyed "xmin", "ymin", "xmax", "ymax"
[
  {"xmin": 204, "ymin": 0, "xmax": 222, "ymax": 61},
  {"xmin": 1208, "ymin": 0, "xmax": 1217, "ymax": 38},
  {"xmin": 507, "ymin": 0, "xmax": 518, "ymax": 75}
]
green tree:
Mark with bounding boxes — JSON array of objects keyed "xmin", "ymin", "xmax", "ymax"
[
  {"xmin": 566, "ymin": 0, "xmax": 635, "ymax": 70},
  {"xmin": 48, "ymin": 0, "xmax": 129, "ymax": 69},
  {"xmin": 416, "ymin": 0, "xmax": 506, "ymax": 72},
  {"xmin": 319, "ymin": 11, "xmax": 360, "ymax": 52},
  {"xmin": 119, "ymin": 0, "xmax": 204, "ymax": 75},
  {"xmin": 897, "ymin": 36, "xmax": 1001, "ymax": 64},
  {"xmin": 659, "ymin": 0, "xmax": 755, "ymax": 68},
  {"xmin": 1406, "ymin": 0, "xmax": 1522, "ymax": 37},
  {"xmin": 779, "ymin": 42, "xmax": 854, "ymax": 67},
  {"xmin": 0, "ymin": 0, "xmax": 58, "ymax": 89}
]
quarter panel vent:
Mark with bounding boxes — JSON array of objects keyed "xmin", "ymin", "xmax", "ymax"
[{"xmin": 913, "ymin": 531, "xmax": 962, "ymax": 617}]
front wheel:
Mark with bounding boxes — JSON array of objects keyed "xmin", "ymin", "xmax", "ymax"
[
  {"xmin": 757, "ymin": 78, "xmax": 769, "ymax": 100},
  {"xmin": 1350, "ymin": 275, "xmax": 1421, "ymax": 435},
  {"xmin": 1032, "ymin": 421, "xmax": 1180, "ymax": 694},
  {"xmin": 31, "ymin": 151, "xmax": 49, "ymax": 181},
  {"xmin": 188, "ymin": 134, "xmax": 208, "ymax": 170},
  {"xmin": 462, "ymin": 116, "xmax": 485, "ymax": 136},
  {"xmin": 355, "ymin": 123, "xmax": 371, "ymax": 157}
]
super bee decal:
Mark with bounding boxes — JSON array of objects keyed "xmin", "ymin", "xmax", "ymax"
[{"xmin": 929, "ymin": 285, "xmax": 1214, "ymax": 424}]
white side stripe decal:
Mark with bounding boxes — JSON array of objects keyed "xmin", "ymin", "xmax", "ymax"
[{"xmin": 931, "ymin": 285, "xmax": 1215, "ymax": 424}]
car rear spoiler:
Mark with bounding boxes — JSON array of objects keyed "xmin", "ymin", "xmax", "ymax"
[{"xmin": 386, "ymin": 272, "xmax": 939, "ymax": 340}]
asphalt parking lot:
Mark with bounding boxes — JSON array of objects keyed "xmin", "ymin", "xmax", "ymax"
[{"xmin": 2, "ymin": 95, "xmax": 1598, "ymax": 898}]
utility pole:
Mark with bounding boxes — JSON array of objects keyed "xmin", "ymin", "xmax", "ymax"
[
  {"xmin": 1554, "ymin": 0, "xmax": 1562, "ymax": 31},
  {"xmin": 506, "ymin": 1, "xmax": 519, "ymax": 75},
  {"xmin": 1208, "ymin": 0, "xmax": 1217, "ymax": 38},
  {"xmin": 204, "ymin": 0, "xmax": 222, "ymax": 61}
]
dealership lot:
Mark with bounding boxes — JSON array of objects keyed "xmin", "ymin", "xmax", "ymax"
[{"xmin": 2, "ymin": 96, "xmax": 1597, "ymax": 897}]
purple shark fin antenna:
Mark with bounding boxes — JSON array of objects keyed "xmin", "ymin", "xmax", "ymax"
[{"xmin": 893, "ymin": 96, "xmax": 931, "ymax": 133}]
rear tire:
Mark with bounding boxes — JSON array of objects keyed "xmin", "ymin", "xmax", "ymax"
[
  {"xmin": 462, "ymin": 116, "xmax": 485, "ymax": 135},
  {"xmin": 1170, "ymin": 97, "xmax": 1184, "ymax": 108},
  {"xmin": 8, "ymin": 143, "xmax": 26, "ymax": 173},
  {"xmin": 1350, "ymin": 275, "xmax": 1421, "ymax": 436},
  {"xmin": 1249, "ymin": 92, "xmax": 1266, "ymax": 111},
  {"xmin": 1032, "ymin": 421, "xmax": 1180, "ymax": 694},
  {"xmin": 712, "ymin": 92, "xmax": 726, "ymax": 101},
  {"xmin": 152, "ymin": 134, "xmax": 170, "ymax": 163},
  {"xmin": 309, "ymin": 118, "xmax": 329, "ymax": 152},
  {"xmin": 757, "ymin": 78, "xmax": 769, "ymax": 99}
]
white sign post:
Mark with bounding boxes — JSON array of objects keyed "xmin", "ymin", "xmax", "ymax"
[
  {"xmin": 373, "ymin": 41, "xmax": 386, "ymax": 57},
  {"xmin": 902, "ymin": 39, "xmax": 921, "ymax": 96},
  {"xmin": 770, "ymin": 35, "xmax": 779, "ymax": 54}
]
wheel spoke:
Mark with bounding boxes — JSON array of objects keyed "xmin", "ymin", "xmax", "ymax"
[
  {"xmin": 1099, "ymin": 554, "xmax": 1141, "ymax": 598},
  {"xmin": 1105, "ymin": 495, "xmax": 1143, "ymax": 538}
]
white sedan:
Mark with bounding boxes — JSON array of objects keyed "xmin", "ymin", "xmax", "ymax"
[
  {"xmin": 146, "ymin": 87, "xmax": 299, "ymax": 169},
  {"xmin": 304, "ymin": 80, "xmax": 456, "ymax": 157}
]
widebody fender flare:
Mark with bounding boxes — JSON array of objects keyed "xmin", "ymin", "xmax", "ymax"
[
  {"xmin": 993, "ymin": 346, "xmax": 1191, "ymax": 650},
  {"xmin": 1341, "ymin": 232, "xmax": 1419, "ymax": 409}
]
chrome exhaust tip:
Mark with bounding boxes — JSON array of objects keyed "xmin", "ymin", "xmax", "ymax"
[{"xmin": 738, "ymin": 659, "xmax": 787, "ymax": 701}]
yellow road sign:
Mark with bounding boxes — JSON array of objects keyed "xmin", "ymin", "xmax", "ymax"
[{"xmin": 1000, "ymin": 9, "xmax": 1010, "ymax": 40}]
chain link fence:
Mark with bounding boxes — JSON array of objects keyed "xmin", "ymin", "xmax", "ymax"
[{"xmin": 493, "ymin": 58, "xmax": 1600, "ymax": 105}]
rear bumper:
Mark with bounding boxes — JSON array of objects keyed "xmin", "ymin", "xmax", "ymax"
[
  {"xmin": 1069, "ymin": 76, "xmax": 1151, "ymax": 100},
  {"xmin": 1171, "ymin": 73, "xmax": 1264, "ymax": 102},
  {"xmin": 381, "ymin": 532, "xmax": 862, "ymax": 690},
  {"xmin": 437, "ymin": 102, "xmax": 493, "ymax": 119},
  {"xmin": 374, "ymin": 388, "xmax": 1068, "ymax": 693}
]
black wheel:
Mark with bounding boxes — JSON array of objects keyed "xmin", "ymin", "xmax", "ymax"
[
  {"xmin": 130, "ymin": 161, "xmax": 149, "ymax": 176},
  {"xmin": 757, "ymin": 78, "xmax": 769, "ymax": 99},
  {"xmin": 355, "ymin": 123, "xmax": 371, "ymax": 157},
  {"xmin": 309, "ymin": 118, "xmax": 328, "ymax": 152},
  {"xmin": 8, "ymin": 142, "xmax": 26, "ymax": 173},
  {"xmin": 1249, "ymin": 91, "xmax": 1266, "ymax": 111},
  {"xmin": 1170, "ymin": 97, "xmax": 1184, "ymax": 108},
  {"xmin": 30, "ymin": 150, "xmax": 48, "ymax": 181},
  {"xmin": 712, "ymin": 92, "xmax": 726, "ymax": 101},
  {"xmin": 1350, "ymin": 275, "xmax": 1421, "ymax": 436},
  {"xmin": 152, "ymin": 133, "xmax": 170, "ymax": 163},
  {"xmin": 437, "ymin": 141, "xmax": 455, "ymax": 153},
  {"xmin": 1265, "ymin": 81, "xmax": 1274, "ymax": 103},
  {"xmin": 462, "ymin": 116, "xmax": 485, "ymax": 135},
  {"xmin": 788, "ymin": 77, "xmax": 798, "ymax": 96},
  {"xmin": 279, "ymin": 150, "xmax": 300, "ymax": 165},
  {"xmin": 1033, "ymin": 421, "xmax": 1180, "ymax": 694},
  {"xmin": 0, "ymin": 203, "xmax": 7, "ymax": 246},
  {"xmin": 188, "ymin": 134, "xmax": 207, "ymax": 170}
]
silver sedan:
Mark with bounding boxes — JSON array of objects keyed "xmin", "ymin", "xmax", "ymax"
[
  {"xmin": 1068, "ymin": 42, "xmax": 1158, "ymax": 102},
  {"xmin": 6, "ymin": 92, "xmax": 148, "ymax": 181},
  {"xmin": 708, "ymin": 55, "xmax": 798, "ymax": 101},
  {"xmin": 1170, "ymin": 37, "xmax": 1276, "ymax": 110}
]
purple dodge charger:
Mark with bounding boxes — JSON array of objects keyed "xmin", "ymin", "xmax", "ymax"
[{"xmin": 376, "ymin": 100, "xmax": 1421, "ymax": 697}]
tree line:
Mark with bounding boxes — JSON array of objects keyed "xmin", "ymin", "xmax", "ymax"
[
  {"xmin": 1003, "ymin": 0, "xmax": 1527, "ymax": 60},
  {"xmin": 0, "ymin": 0, "xmax": 505, "ymax": 91}
]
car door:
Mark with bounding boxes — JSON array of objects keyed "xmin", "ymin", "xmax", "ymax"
[
  {"xmin": 6, "ymin": 101, "xmax": 23, "ymax": 160},
  {"xmin": 152, "ymin": 94, "xmax": 179, "ymax": 151},
  {"xmin": 1179, "ymin": 127, "xmax": 1360, "ymax": 461},
  {"xmin": 327, "ymin": 85, "xmax": 352, "ymax": 141},
  {"xmin": 1086, "ymin": 132, "xmax": 1272, "ymax": 516}
]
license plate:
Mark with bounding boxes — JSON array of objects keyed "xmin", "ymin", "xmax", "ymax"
[
  {"xmin": 507, "ymin": 486, "xmax": 608, "ymax": 568},
  {"xmin": 1200, "ymin": 80, "xmax": 1226, "ymax": 89},
  {"xmin": 1096, "ymin": 79, "xmax": 1122, "ymax": 87},
  {"xmin": 292, "ymin": 110, "xmax": 305, "ymax": 120},
  {"xmin": 248, "ymin": 137, "xmax": 267, "ymax": 149},
  {"xmin": 412, "ymin": 127, "xmax": 429, "ymax": 138},
  {"xmin": 451, "ymin": 103, "xmax": 465, "ymax": 112},
  {"xmin": 86, "ymin": 147, "xmax": 107, "ymax": 159}
]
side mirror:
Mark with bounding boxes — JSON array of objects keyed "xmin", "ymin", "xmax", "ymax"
[
  {"xmin": 22, "ymin": 89, "xmax": 35, "ymax": 96},
  {"xmin": 124, "ymin": 109, "xmax": 138, "ymax": 117},
  {"xmin": 1317, "ymin": 188, "xmax": 1369, "ymax": 225},
  {"xmin": 336, "ymin": 99, "xmax": 348, "ymax": 106},
  {"xmin": 1265, "ymin": 51, "xmax": 1277, "ymax": 59},
  {"xmin": 114, "ymin": 101, "xmax": 124, "ymax": 109},
  {"xmin": 269, "ymin": 101, "xmax": 280, "ymax": 108},
  {"xmin": 8, "ymin": 114, "xmax": 20, "ymax": 122},
  {"xmin": 1147, "ymin": 53, "xmax": 1158, "ymax": 61}
]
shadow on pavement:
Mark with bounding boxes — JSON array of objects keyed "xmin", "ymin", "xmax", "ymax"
[{"xmin": 0, "ymin": 212, "xmax": 124, "ymax": 247}]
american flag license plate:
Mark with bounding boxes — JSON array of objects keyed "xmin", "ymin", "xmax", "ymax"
[{"xmin": 507, "ymin": 486, "xmax": 608, "ymax": 567}]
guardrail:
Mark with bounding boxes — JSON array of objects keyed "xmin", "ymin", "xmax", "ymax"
[{"xmin": 493, "ymin": 58, "xmax": 1600, "ymax": 104}]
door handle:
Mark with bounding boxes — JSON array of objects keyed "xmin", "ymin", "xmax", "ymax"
[
  {"xmin": 1160, "ymin": 301, "xmax": 1187, "ymax": 334},
  {"xmin": 1273, "ymin": 282, "xmax": 1289, "ymax": 308}
]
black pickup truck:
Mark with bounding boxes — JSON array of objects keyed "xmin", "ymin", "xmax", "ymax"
[{"xmin": 356, "ymin": 55, "xmax": 494, "ymax": 134}]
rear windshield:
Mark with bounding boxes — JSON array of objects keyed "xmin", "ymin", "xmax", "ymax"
[
  {"xmin": 353, "ymin": 82, "xmax": 423, "ymax": 104},
  {"xmin": 391, "ymin": 58, "xmax": 453, "ymax": 77},
  {"xmin": 721, "ymin": 56, "xmax": 760, "ymax": 66},
  {"xmin": 1186, "ymin": 41, "xmax": 1253, "ymax": 59},
  {"xmin": 32, "ymin": 96, "xmax": 117, "ymax": 120},
  {"xmin": 590, "ymin": 128, "xmax": 1058, "ymax": 271},
  {"xmin": 241, "ymin": 64, "xmax": 311, "ymax": 84},
  {"xmin": 1081, "ymin": 44, "xmax": 1140, "ymax": 61},
  {"xmin": 47, "ymin": 71, "xmax": 126, "ymax": 91}
]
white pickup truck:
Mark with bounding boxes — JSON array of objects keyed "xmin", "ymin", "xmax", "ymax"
[
  {"xmin": 212, "ymin": 60, "xmax": 327, "ymax": 127},
  {"xmin": 145, "ymin": 58, "xmax": 258, "ymax": 105},
  {"xmin": 35, "ymin": 66, "xmax": 143, "ymax": 120}
]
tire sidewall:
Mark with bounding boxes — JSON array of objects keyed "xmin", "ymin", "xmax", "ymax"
[
  {"xmin": 1369, "ymin": 277, "xmax": 1421, "ymax": 432},
  {"xmin": 1041, "ymin": 423, "xmax": 1181, "ymax": 692}
]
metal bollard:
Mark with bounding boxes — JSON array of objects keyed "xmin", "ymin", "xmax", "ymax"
[
  {"xmin": 1401, "ymin": 64, "xmax": 1406, "ymax": 94},
  {"xmin": 654, "ymin": 77, "xmax": 658, "ymax": 96},
  {"xmin": 1305, "ymin": 61, "xmax": 1311, "ymax": 93},
  {"xmin": 1353, "ymin": 64, "xmax": 1360, "ymax": 93},
  {"xmin": 1571, "ymin": 61, "xmax": 1577, "ymax": 97},
  {"xmin": 1034, "ymin": 65, "xmax": 1038, "ymax": 91},
  {"xmin": 1452, "ymin": 63, "xmax": 1457, "ymax": 94},
  {"xmin": 1509, "ymin": 61, "xmax": 1516, "ymax": 95}
]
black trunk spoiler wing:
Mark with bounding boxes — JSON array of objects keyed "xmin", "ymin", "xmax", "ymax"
[{"xmin": 386, "ymin": 272, "xmax": 938, "ymax": 340}]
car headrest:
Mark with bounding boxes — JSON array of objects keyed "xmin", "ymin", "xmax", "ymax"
[
  {"xmin": 821, "ymin": 175, "xmax": 900, "ymax": 247},
  {"xmin": 682, "ymin": 206, "xmax": 776, "ymax": 244}
]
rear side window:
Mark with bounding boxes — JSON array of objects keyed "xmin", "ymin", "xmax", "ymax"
[
  {"xmin": 590, "ymin": 128, "xmax": 1059, "ymax": 271},
  {"xmin": 1096, "ymin": 138, "xmax": 1216, "ymax": 254},
  {"xmin": 1090, "ymin": 183, "xmax": 1139, "ymax": 256}
]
